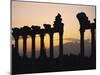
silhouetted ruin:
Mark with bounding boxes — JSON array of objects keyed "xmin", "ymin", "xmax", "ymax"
[
  {"xmin": 12, "ymin": 13, "xmax": 96, "ymax": 74},
  {"xmin": 12, "ymin": 13, "xmax": 64, "ymax": 59},
  {"xmin": 77, "ymin": 12, "xmax": 96, "ymax": 58}
]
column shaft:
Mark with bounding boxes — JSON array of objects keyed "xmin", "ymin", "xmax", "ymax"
[
  {"xmin": 23, "ymin": 37, "xmax": 27, "ymax": 57},
  {"xmin": 59, "ymin": 33, "xmax": 63, "ymax": 57},
  {"xmin": 32, "ymin": 35, "xmax": 35, "ymax": 58},
  {"xmin": 40, "ymin": 34, "xmax": 45, "ymax": 57},
  {"xmin": 15, "ymin": 37, "xmax": 18, "ymax": 51},
  {"xmin": 91, "ymin": 29, "xmax": 96, "ymax": 58},
  {"xmin": 50, "ymin": 34, "xmax": 53, "ymax": 58},
  {"xmin": 80, "ymin": 30, "xmax": 84, "ymax": 56},
  {"xmin": 15, "ymin": 37, "xmax": 19, "ymax": 55}
]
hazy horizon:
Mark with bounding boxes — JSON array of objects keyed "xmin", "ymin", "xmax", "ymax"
[{"xmin": 12, "ymin": 1, "xmax": 96, "ymax": 57}]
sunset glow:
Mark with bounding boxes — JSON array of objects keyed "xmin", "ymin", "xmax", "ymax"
[{"xmin": 12, "ymin": 1, "xmax": 96, "ymax": 56}]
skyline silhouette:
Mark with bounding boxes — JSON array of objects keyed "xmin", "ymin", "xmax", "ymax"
[
  {"xmin": 12, "ymin": 1, "xmax": 95, "ymax": 40},
  {"xmin": 12, "ymin": 13, "xmax": 96, "ymax": 75},
  {"xmin": 12, "ymin": 13, "xmax": 64, "ymax": 58},
  {"xmin": 12, "ymin": 1, "xmax": 96, "ymax": 75}
]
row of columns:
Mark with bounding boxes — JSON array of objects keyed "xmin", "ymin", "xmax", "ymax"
[
  {"xmin": 80, "ymin": 29, "xmax": 96, "ymax": 56},
  {"xmin": 14, "ymin": 32, "xmax": 63, "ymax": 58},
  {"xmin": 77, "ymin": 12, "xmax": 96, "ymax": 57},
  {"xmin": 80, "ymin": 29, "xmax": 96, "ymax": 57}
]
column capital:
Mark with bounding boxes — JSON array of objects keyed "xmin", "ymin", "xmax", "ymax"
[
  {"xmin": 22, "ymin": 35, "xmax": 27, "ymax": 39},
  {"xmin": 59, "ymin": 32, "xmax": 63, "ymax": 35},
  {"xmin": 80, "ymin": 29, "xmax": 85, "ymax": 33},
  {"xmin": 49, "ymin": 32, "xmax": 54, "ymax": 36},
  {"xmin": 40, "ymin": 33, "xmax": 45, "ymax": 38},
  {"xmin": 31, "ymin": 34, "xmax": 35, "ymax": 37},
  {"xmin": 91, "ymin": 28, "xmax": 95, "ymax": 32},
  {"xmin": 14, "ymin": 36, "xmax": 19, "ymax": 39}
]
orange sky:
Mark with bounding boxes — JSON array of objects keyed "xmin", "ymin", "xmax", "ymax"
[{"xmin": 12, "ymin": 1, "xmax": 96, "ymax": 57}]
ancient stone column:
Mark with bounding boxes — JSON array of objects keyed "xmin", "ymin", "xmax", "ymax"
[
  {"xmin": 91, "ymin": 29, "xmax": 96, "ymax": 58},
  {"xmin": 15, "ymin": 37, "xmax": 19, "ymax": 56},
  {"xmin": 23, "ymin": 36, "xmax": 27, "ymax": 57},
  {"xmin": 15, "ymin": 37, "xmax": 19, "ymax": 51},
  {"xmin": 50, "ymin": 33, "xmax": 53, "ymax": 58},
  {"xmin": 40, "ymin": 34, "xmax": 45, "ymax": 57},
  {"xmin": 80, "ymin": 29, "xmax": 85, "ymax": 56},
  {"xmin": 59, "ymin": 33, "xmax": 63, "ymax": 57},
  {"xmin": 31, "ymin": 35, "xmax": 35, "ymax": 59}
]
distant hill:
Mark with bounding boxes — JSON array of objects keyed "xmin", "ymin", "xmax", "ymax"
[
  {"xmin": 45, "ymin": 40, "xmax": 91, "ymax": 58},
  {"xmin": 22, "ymin": 40, "xmax": 91, "ymax": 58}
]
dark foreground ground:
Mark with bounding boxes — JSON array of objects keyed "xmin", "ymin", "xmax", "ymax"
[{"xmin": 12, "ymin": 49, "xmax": 96, "ymax": 75}]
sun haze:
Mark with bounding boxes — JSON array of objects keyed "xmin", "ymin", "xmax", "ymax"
[{"xmin": 12, "ymin": 1, "xmax": 96, "ymax": 56}]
